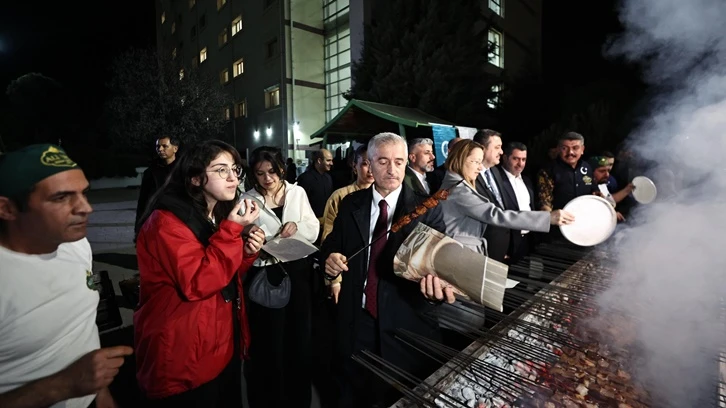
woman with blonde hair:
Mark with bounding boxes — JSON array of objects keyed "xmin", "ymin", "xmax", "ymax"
[{"xmin": 439, "ymin": 139, "xmax": 573, "ymax": 255}]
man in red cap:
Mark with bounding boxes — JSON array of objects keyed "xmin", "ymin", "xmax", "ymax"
[{"xmin": 0, "ymin": 144, "xmax": 132, "ymax": 408}]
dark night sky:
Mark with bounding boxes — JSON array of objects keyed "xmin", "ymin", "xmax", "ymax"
[{"xmin": 0, "ymin": 0, "xmax": 155, "ymax": 111}]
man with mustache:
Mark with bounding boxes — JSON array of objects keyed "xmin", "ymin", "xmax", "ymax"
[
  {"xmin": 0, "ymin": 144, "xmax": 132, "ymax": 408},
  {"xmin": 404, "ymin": 138, "xmax": 436, "ymax": 195},
  {"xmin": 537, "ymin": 132, "xmax": 594, "ymax": 213}
]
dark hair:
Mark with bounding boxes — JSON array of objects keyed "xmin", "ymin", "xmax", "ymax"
[
  {"xmin": 158, "ymin": 135, "xmax": 181, "ymax": 147},
  {"xmin": 248, "ymin": 146, "xmax": 286, "ymax": 195},
  {"xmin": 600, "ymin": 150, "xmax": 615, "ymax": 158},
  {"xmin": 137, "ymin": 140, "xmax": 241, "ymax": 234},
  {"xmin": 558, "ymin": 131, "xmax": 585, "ymax": 145},
  {"xmin": 352, "ymin": 145, "xmax": 368, "ymax": 165},
  {"xmin": 503, "ymin": 141, "xmax": 527, "ymax": 156},
  {"xmin": 472, "ymin": 129, "xmax": 502, "ymax": 147},
  {"xmin": 311, "ymin": 149, "xmax": 326, "ymax": 163}
]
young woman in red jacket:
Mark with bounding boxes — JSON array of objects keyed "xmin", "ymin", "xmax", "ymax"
[{"xmin": 134, "ymin": 140, "xmax": 265, "ymax": 407}]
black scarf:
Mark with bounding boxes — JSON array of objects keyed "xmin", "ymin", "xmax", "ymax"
[{"xmin": 155, "ymin": 193, "xmax": 238, "ymax": 303}]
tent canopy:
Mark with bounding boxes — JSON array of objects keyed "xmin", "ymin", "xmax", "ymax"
[{"xmin": 309, "ymin": 99, "xmax": 455, "ymax": 145}]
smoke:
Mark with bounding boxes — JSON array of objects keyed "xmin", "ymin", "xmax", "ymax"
[{"xmin": 593, "ymin": 0, "xmax": 726, "ymax": 406}]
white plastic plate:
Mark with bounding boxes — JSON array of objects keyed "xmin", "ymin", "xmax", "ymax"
[
  {"xmin": 560, "ymin": 195, "xmax": 617, "ymax": 247},
  {"xmin": 632, "ymin": 176, "xmax": 657, "ymax": 204}
]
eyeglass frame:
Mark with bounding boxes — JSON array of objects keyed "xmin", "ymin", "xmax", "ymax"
[{"xmin": 207, "ymin": 165, "xmax": 243, "ymax": 179}]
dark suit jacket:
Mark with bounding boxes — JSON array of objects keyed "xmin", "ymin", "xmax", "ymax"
[
  {"xmin": 321, "ymin": 184, "xmax": 444, "ymax": 376},
  {"xmin": 428, "ymin": 165, "xmax": 445, "ymax": 193},
  {"xmin": 496, "ymin": 166, "xmax": 535, "ymax": 258},
  {"xmin": 403, "ymin": 166, "xmax": 430, "ymax": 195},
  {"xmin": 475, "ymin": 169, "xmax": 510, "ymax": 262}
]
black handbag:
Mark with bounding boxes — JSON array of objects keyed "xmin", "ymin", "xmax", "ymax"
[{"xmin": 247, "ymin": 261, "xmax": 291, "ymax": 309}]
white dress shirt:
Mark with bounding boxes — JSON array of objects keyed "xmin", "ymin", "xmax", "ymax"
[
  {"xmin": 408, "ymin": 166, "xmax": 430, "ymax": 194},
  {"xmin": 503, "ymin": 168, "xmax": 531, "ymax": 234},
  {"xmin": 362, "ymin": 184, "xmax": 402, "ymax": 307}
]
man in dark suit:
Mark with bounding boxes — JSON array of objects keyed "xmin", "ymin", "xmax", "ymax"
[
  {"xmin": 472, "ymin": 129, "xmax": 510, "ymax": 263},
  {"xmin": 403, "ymin": 138, "xmax": 436, "ymax": 195},
  {"xmin": 323, "ymin": 132, "xmax": 455, "ymax": 408},
  {"xmin": 497, "ymin": 142, "xmax": 536, "ymax": 263}
]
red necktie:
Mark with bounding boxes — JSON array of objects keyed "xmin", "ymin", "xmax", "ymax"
[{"xmin": 365, "ymin": 199, "xmax": 388, "ymax": 318}]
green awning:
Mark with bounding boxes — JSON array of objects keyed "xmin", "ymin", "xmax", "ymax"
[{"xmin": 310, "ymin": 99, "xmax": 455, "ymax": 144}]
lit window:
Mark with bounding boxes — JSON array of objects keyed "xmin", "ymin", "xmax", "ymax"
[
  {"xmin": 217, "ymin": 0, "xmax": 227, "ymax": 10},
  {"xmin": 265, "ymin": 87, "xmax": 280, "ymax": 109},
  {"xmin": 489, "ymin": 0, "xmax": 502, "ymax": 16},
  {"xmin": 171, "ymin": 47, "xmax": 177, "ymax": 59},
  {"xmin": 171, "ymin": 21, "xmax": 176, "ymax": 34},
  {"xmin": 233, "ymin": 58, "xmax": 244, "ymax": 77},
  {"xmin": 189, "ymin": 0, "xmax": 196, "ymax": 9},
  {"xmin": 488, "ymin": 85, "xmax": 501, "ymax": 109},
  {"xmin": 224, "ymin": 106, "xmax": 231, "ymax": 121},
  {"xmin": 235, "ymin": 99, "xmax": 247, "ymax": 118},
  {"xmin": 161, "ymin": 12, "xmax": 166, "ymax": 24},
  {"xmin": 231, "ymin": 15, "xmax": 243, "ymax": 35},
  {"xmin": 488, "ymin": 29, "xmax": 503, "ymax": 68},
  {"xmin": 218, "ymin": 28, "xmax": 228, "ymax": 47},
  {"xmin": 220, "ymin": 69, "xmax": 230, "ymax": 84},
  {"xmin": 200, "ymin": 47, "xmax": 208, "ymax": 63},
  {"xmin": 179, "ymin": 69, "xmax": 185, "ymax": 80}
]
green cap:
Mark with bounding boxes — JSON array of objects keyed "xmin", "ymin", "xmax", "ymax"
[
  {"xmin": 589, "ymin": 156, "xmax": 610, "ymax": 168},
  {"xmin": 0, "ymin": 144, "xmax": 78, "ymax": 201}
]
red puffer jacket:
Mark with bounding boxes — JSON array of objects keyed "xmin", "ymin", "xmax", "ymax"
[{"xmin": 134, "ymin": 210, "xmax": 257, "ymax": 399}]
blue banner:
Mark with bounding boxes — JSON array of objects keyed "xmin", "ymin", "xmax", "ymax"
[{"xmin": 431, "ymin": 125, "xmax": 457, "ymax": 167}]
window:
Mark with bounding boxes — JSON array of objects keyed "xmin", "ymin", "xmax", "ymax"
[
  {"xmin": 235, "ymin": 99, "xmax": 247, "ymax": 118},
  {"xmin": 265, "ymin": 86, "xmax": 280, "ymax": 109},
  {"xmin": 233, "ymin": 58, "xmax": 244, "ymax": 77},
  {"xmin": 161, "ymin": 12, "xmax": 166, "ymax": 24},
  {"xmin": 488, "ymin": 29, "xmax": 503, "ymax": 68},
  {"xmin": 189, "ymin": 0, "xmax": 196, "ymax": 9},
  {"xmin": 171, "ymin": 21, "xmax": 176, "ymax": 34},
  {"xmin": 200, "ymin": 47, "xmax": 208, "ymax": 63},
  {"xmin": 265, "ymin": 38, "xmax": 278, "ymax": 59},
  {"xmin": 220, "ymin": 69, "xmax": 230, "ymax": 84},
  {"xmin": 324, "ymin": 4, "xmax": 352, "ymax": 121},
  {"xmin": 489, "ymin": 0, "xmax": 502, "ymax": 16},
  {"xmin": 179, "ymin": 69, "xmax": 185, "ymax": 81},
  {"xmin": 218, "ymin": 28, "xmax": 228, "ymax": 46},
  {"xmin": 224, "ymin": 106, "xmax": 231, "ymax": 121},
  {"xmin": 192, "ymin": 56, "xmax": 199, "ymax": 68},
  {"xmin": 231, "ymin": 15, "xmax": 243, "ymax": 35},
  {"xmin": 171, "ymin": 47, "xmax": 177, "ymax": 59},
  {"xmin": 488, "ymin": 84, "xmax": 501, "ymax": 109},
  {"xmin": 191, "ymin": 25, "xmax": 197, "ymax": 39},
  {"xmin": 217, "ymin": 0, "xmax": 227, "ymax": 10}
]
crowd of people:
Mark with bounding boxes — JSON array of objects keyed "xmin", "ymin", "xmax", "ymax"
[{"xmin": 0, "ymin": 127, "xmax": 644, "ymax": 408}]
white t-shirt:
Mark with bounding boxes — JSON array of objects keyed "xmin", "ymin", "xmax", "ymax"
[{"xmin": 0, "ymin": 238, "xmax": 100, "ymax": 408}]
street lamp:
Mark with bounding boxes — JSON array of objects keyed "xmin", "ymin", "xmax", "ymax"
[
  {"xmin": 266, "ymin": 127, "xmax": 272, "ymax": 138},
  {"xmin": 254, "ymin": 130, "xmax": 260, "ymax": 140}
]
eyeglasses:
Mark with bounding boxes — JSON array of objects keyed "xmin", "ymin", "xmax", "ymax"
[
  {"xmin": 208, "ymin": 166, "xmax": 243, "ymax": 179},
  {"xmin": 467, "ymin": 160, "xmax": 483, "ymax": 166}
]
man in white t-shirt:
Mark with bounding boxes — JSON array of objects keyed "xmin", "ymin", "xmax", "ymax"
[{"xmin": 0, "ymin": 144, "xmax": 133, "ymax": 408}]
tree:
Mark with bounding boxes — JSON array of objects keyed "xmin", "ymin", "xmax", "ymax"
[
  {"xmin": 3, "ymin": 73, "xmax": 77, "ymax": 149},
  {"xmin": 348, "ymin": 0, "xmax": 500, "ymax": 127},
  {"xmin": 106, "ymin": 47, "xmax": 231, "ymax": 152}
]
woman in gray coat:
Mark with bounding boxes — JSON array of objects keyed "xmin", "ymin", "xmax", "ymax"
[{"xmin": 439, "ymin": 140, "xmax": 573, "ymax": 256}]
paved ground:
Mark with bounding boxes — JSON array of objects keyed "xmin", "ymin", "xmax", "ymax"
[{"xmin": 87, "ymin": 187, "xmax": 324, "ymax": 408}]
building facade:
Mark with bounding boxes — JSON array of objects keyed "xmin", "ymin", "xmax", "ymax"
[{"xmin": 154, "ymin": 0, "xmax": 541, "ymax": 159}]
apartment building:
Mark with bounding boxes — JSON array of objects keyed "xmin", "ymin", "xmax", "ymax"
[{"xmin": 155, "ymin": 0, "xmax": 542, "ymax": 158}]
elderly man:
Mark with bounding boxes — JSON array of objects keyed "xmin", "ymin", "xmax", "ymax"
[
  {"xmin": 0, "ymin": 144, "xmax": 132, "ymax": 408},
  {"xmin": 323, "ymin": 133, "xmax": 453, "ymax": 408},
  {"xmin": 135, "ymin": 135, "xmax": 180, "ymax": 234},
  {"xmin": 403, "ymin": 138, "xmax": 436, "ymax": 194}
]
